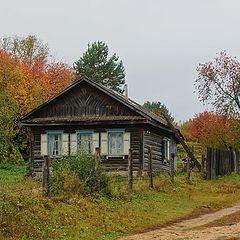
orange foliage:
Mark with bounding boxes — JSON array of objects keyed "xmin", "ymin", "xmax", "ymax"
[
  {"xmin": 178, "ymin": 119, "xmax": 193, "ymax": 141},
  {"xmin": 190, "ymin": 111, "xmax": 239, "ymax": 149},
  {"xmin": 0, "ymin": 49, "xmax": 73, "ymax": 115}
]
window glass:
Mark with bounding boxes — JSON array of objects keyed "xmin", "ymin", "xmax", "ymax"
[
  {"xmin": 108, "ymin": 132, "xmax": 123, "ymax": 156},
  {"xmin": 48, "ymin": 133, "xmax": 62, "ymax": 157},
  {"xmin": 162, "ymin": 138, "xmax": 170, "ymax": 163},
  {"xmin": 77, "ymin": 132, "xmax": 92, "ymax": 154}
]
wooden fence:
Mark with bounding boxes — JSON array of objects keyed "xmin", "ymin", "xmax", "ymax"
[
  {"xmin": 41, "ymin": 147, "xmax": 175, "ymax": 196},
  {"xmin": 206, "ymin": 148, "xmax": 240, "ymax": 180}
]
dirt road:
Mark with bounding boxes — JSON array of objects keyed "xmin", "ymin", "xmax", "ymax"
[{"xmin": 120, "ymin": 204, "xmax": 240, "ymax": 240}]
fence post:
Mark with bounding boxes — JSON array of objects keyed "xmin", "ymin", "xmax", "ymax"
[
  {"xmin": 42, "ymin": 155, "xmax": 50, "ymax": 197},
  {"xmin": 186, "ymin": 156, "xmax": 191, "ymax": 181},
  {"xmin": 169, "ymin": 153, "xmax": 175, "ymax": 182},
  {"xmin": 201, "ymin": 155, "xmax": 205, "ymax": 178},
  {"xmin": 147, "ymin": 146, "xmax": 153, "ymax": 189},
  {"xmin": 233, "ymin": 150, "xmax": 237, "ymax": 173},
  {"xmin": 95, "ymin": 147, "xmax": 101, "ymax": 191},
  {"xmin": 128, "ymin": 148, "xmax": 133, "ymax": 194},
  {"xmin": 29, "ymin": 131, "xmax": 34, "ymax": 177},
  {"xmin": 237, "ymin": 150, "xmax": 240, "ymax": 174},
  {"xmin": 211, "ymin": 148, "xmax": 216, "ymax": 180}
]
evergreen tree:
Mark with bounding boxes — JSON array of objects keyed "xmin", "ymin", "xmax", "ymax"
[
  {"xmin": 143, "ymin": 101, "xmax": 174, "ymax": 122},
  {"xmin": 74, "ymin": 41, "xmax": 125, "ymax": 93}
]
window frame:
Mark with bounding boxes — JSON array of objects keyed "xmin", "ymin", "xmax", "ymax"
[
  {"xmin": 47, "ymin": 130, "xmax": 63, "ymax": 158},
  {"xmin": 162, "ymin": 137, "xmax": 171, "ymax": 163},
  {"xmin": 76, "ymin": 130, "xmax": 93, "ymax": 154},
  {"xmin": 107, "ymin": 129, "xmax": 124, "ymax": 157}
]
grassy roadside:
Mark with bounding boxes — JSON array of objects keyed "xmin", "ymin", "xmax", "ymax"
[{"xmin": 1, "ymin": 166, "xmax": 240, "ymax": 240}]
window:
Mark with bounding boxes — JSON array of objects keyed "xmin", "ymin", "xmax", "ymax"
[
  {"xmin": 47, "ymin": 132, "xmax": 62, "ymax": 157},
  {"xmin": 77, "ymin": 131, "xmax": 93, "ymax": 154},
  {"xmin": 108, "ymin": 130, "xmax": 124, "ymax": 156},
  {"xmin": 162, "ymin": 138, "xmax": 170, "ymax": 164}
]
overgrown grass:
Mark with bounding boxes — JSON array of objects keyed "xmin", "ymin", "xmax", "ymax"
[
  {"xmin": 1, "ymin": 166, "xmax": 240, "ymax": 240},
  {"xmin": 0, "ymin": 164, "xmax": 26, "ymax": 183}
]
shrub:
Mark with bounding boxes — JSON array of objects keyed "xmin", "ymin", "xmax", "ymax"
[
  {"xmin": 50, "ymin": 151, "xmax": 111, "ymax": 197},
  {"xmin": 63, "ymin": 173, "xmax": 85, "ymax": 195}
]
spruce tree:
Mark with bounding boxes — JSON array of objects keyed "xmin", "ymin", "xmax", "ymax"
[{"xmin": 74, "ymin": 41, "xmax": 125, "ymax": 93}]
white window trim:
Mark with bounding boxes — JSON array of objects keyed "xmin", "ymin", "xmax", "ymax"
[{"xmin": 47, "ymin": 130, "xmax": 63, "ymax": 158}]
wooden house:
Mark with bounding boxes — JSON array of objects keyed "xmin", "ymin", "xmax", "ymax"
[{"xmin": 20, "ymin": 77, "xmax": 180, "ymax": 175}]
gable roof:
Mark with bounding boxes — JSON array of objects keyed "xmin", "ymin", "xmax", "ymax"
[{"xmin": 21, "ymin": 77, "xmax": 171, "ymax": 130}]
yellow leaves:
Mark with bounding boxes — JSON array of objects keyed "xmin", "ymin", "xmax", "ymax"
[{"xmin": 0, "ymin": 49, "xmax": 73, "ymax": 116}]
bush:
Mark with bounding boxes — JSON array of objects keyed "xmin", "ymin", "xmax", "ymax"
[
  {"xmin": 0, "ymin": 138, "xmax": 24, "ymax": 165},
  {"xmin": 50, "ymin": 151, "xmax": 111, "ymax": 197}
]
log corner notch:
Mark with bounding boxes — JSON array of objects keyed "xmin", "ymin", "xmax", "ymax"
[{"xmin": 159, "ymin": 112, "xmax": 201, "ymax": 171}]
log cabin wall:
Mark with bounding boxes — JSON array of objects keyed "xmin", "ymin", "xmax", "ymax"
[
  {"xmin": 31, "ymin": 126, "xmax": 144, "ymax": 175},
  {"xmin": 143, "ymin": 130, "xmax": 164, "ymax": 171}
]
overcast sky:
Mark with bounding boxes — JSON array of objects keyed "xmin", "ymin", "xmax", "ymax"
[{"xmin": 1, "ymin": 0, "xmax": 240, "ymax": 122}]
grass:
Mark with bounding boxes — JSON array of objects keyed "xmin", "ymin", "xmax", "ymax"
[
  {"xmin": 1, "ymin": 166, "xmax": 240, "ymax": 240},
  {"xmin": 0, "ymin": 164, "xmax": 26, "ymax": 183}
]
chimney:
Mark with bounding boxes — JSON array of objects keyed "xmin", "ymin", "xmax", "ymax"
[{"xmin": 123, "ymin": 84, "xmax": 128, "ymax": 100}]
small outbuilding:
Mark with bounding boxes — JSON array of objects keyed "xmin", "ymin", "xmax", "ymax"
[{"xmin": 21, "ymin": 78, "xmax": 179, "ymax": 175}]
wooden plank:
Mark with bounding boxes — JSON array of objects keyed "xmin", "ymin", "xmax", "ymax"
[
  {"xmin": 42, "ymin": 156, "xmax": 50, "ymax": 197},
  {"xmin": 147, "ymin": 146, "xmax": 153, "ymax": 189},
  {"xmin": 169, "ymin": 153, "xmax": 174, "ymax": 182},
  {"xmin": 128, "ymin": 148, "xmax": 133, "ymax": 194}
]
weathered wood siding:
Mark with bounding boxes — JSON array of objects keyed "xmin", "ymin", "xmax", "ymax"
[
  {"xmin": 30, "ymin": 82, "xmax": 138, "ymax": 119},
  {"xmin": 31, "ymin": 126, "xmax": 143, "ymax": 174},
  {"xmin": 101, "ymin": 128, "xmax": 143, "ymax": 172},
  {"xmin": 206, "ymin": 148, "xmax": 240, "ymax": 180},
  {"xmin": 31, "ymin": 128, "xmax": 42, "ymax": 174},
  {"xmin": 143, "ymin": 130, "xmax": 168, "ymax": 171}
]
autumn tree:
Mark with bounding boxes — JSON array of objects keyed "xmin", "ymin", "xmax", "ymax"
[
  {"xmin": 0, "ymin": 35, "xmax": 49, "ymax": 64},
  {"xmin": 177, "ymin": 119, "xmax": 193, "ymax": 141},
  {"xmin": 74, "ymin": 41, "xmax": 125, "ymax": 93},
  {"xmin": 0, "ymin": 44, "xmax": 73, "ymax": 163},
  {"xmin": 0, "ymin": 90, "xmax": 24, "ymax": 164},
  {"xmin": 196, "ymin": 51, "xmax": 240, "ymax": 118},
  {"xmin": 143, "ymin": 101, "xmax": 174, "ymax": 122},
  {"xmin": 190, "ymin": 111, "xmax": 239, "ymax": 150},
  {"xmin": 0, "ymin": 49, "xmax": 73, "ymax": 115}
]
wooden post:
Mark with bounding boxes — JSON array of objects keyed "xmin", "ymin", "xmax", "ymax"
[
  {"xmin": 128, "ymin": 148, "xmax": 133, "ymax": 194},
  {"xmin": 95, "ymin": 147, "xmax": 101, "ymax": 191},
  {"xmin": 42, "ymin": 155, "xmax": 50, "ymax": 197},
  {"xmin": 206, "ymin": 148, "xmax": 211, "ymax": 180},
  {"xmin": 186, "ymin": 156, "xmax": 191, "ymax": 181},
  {"xmin": 201, "ymin": 155, "xmax": 205, "ymax": 178},
  {"xmin": 28, "ymin": 131, "xmax": 34, "ymax": 177},
  {"xmin": 137, "ymin": 128, "xmax": 144, "ymax": 177},
  {"xmin": 233, "ymin": 150, "xmax": 237, "ymax": 173},
  {"xmin": 148, "ymin": 146, "xmax": 153, "ymax": 189},
  {"xmin": 236, "ymin": 150, "xmax": 240, "ymax": 174},
  {"xmin": 169, "ymin": 153, "xmax": 174, "ymax": 182},
  {"xmin": 211, "ymin": 148, "xmax": 216, "ymax": 180},
  {"xmin": 237, "ymin": 150, "xmax": 240, "ymax": 174}
]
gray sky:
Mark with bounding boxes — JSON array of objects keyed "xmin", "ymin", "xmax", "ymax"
[{"xmin": 1, "ymin": 0, "xmax": 240, "ymax": 122}]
